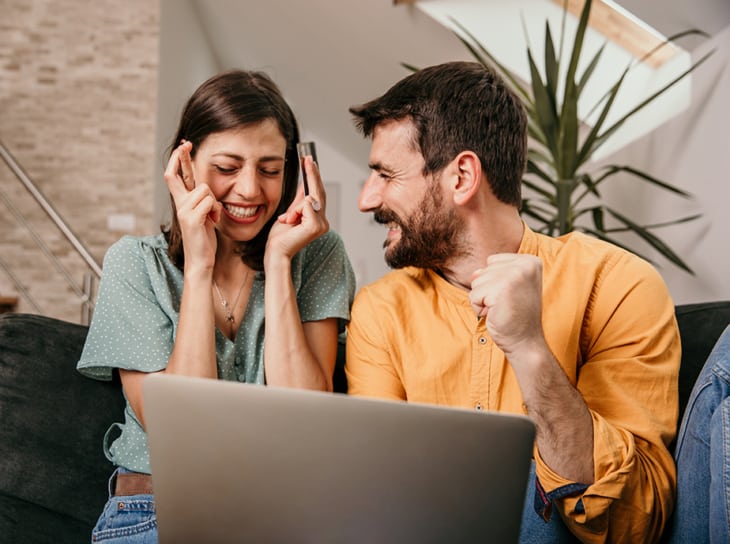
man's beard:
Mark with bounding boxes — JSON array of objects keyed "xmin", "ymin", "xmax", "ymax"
[{"xmin": 374, "ymin": 187, "xmax": 467, "ymax": 270}]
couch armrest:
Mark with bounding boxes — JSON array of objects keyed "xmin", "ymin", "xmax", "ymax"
[{"xmin": 0, "ymin": 313, "xmax": 124, "ymax": 543}]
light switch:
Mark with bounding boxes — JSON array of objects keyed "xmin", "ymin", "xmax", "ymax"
[{"xmin": 107, "ymin": 213, "xmax": 136, "ymax": 232}]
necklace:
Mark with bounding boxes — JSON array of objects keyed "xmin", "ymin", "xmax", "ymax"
[{"xmin": 212, "ymin": 271, "xmax": 248, "ymax": 325}]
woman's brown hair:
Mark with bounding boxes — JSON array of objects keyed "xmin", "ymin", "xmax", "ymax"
[{"xmin": 163, "ymin": 69, "xmax": 300, "ymax": 271}]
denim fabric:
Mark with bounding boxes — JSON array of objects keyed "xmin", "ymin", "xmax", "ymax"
[
  {"xmin": 518, "ymin": 462, "xmax": 581, "ymax": 543},
  {"xmin": 91, "ymin": 468, "xmax": 158, "ymax": 544},
  {"xmin": 664, "ymin": 325, "xmax": 730, "ymax": 544}
]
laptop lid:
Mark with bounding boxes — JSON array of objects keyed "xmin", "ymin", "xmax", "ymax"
[{"xmin": 143, "ymin": 374, "xmax": 535, "ymax": 544}]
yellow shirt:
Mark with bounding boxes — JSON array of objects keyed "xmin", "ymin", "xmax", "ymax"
[{"xmin": 346, "ymin": 225, "xmax": 679, "ymax": 543}]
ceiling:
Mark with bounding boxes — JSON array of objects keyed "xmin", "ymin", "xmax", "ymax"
[{"xmin": 190, "ymin": 0, "xmax": 730, "ymax": 168}]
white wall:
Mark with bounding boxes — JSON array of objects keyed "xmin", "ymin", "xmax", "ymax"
[
  {"xmin": 155, "ymin": 0, "xmax": 390, "ymax": 291},
  {"xmin": 600, "ymin": 25, "xmax": 730, "ymax": 304},
  {"xmin": 155, "ymin": 3, "xmax": 730, "ymax": 303},
  {"xmin": 298, "ymin": 133, "xmax": 389, "ymax": 289},
  {"xmin": 155, "ymin": 0, "xmax": 221, "ymax": 229}
]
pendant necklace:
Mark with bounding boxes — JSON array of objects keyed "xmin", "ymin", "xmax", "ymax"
[{"xmin": 212, "ymin": 270, "xmax": 249, "ymax": 326}]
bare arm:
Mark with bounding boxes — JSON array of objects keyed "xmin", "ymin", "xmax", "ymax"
[
  {"xmin": 122, "ymin": 141, "xmax": 222, "ymax": 427},
  {"xmin": 470, "ymin": 253, "xmax": 594, "ymax": 483},
  {"xmin": 263, "ymin": 156, "xmax": 337, "ymax": 390}
]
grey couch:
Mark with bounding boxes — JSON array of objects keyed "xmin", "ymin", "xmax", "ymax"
[{"xmin": 1, "ymin": 302, "xmax": 729, "ymax": 542}]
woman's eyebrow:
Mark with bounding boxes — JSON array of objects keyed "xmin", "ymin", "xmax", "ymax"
[{"xmin": 211, "ymin": 152, "xmax": 285, "ymax": 162}]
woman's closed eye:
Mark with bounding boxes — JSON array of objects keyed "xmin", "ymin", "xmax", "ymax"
[
  {"xmin": 214, "ymin": 164, "xmax": 238, "ymax": 175},
  {"xmin": 259, "ymin": 167, "xmax": 283, "ymax": 177}
]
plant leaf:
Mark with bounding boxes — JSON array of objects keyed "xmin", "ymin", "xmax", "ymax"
[
  {"xmin": 448, "ymin": 17, "xmax": 533, "ymax": 104},
  {"xmin": 605, "ymin": 213, "xmax": 702, "ymax": 231},
  {"xmin": 598, "ymin": 165, "xmax": 694, "ymax": 197},
  {"xmin": 638, "ymin": 29, "xmax": 710, "ymax": 66},
  {"xmin": 591, "ymin": 206, "xmax": 605, "ymax": 232},
  {"xmin": 604, "ymin": 207, "xmax": 694, "ymax": 273},
  {"xmin": 523, "ymin": 178, "xmax": 556, "ymax": 202},
  {"xmin": 528, "ymin": 48, "xmax": 559, "ymax": 159},
  {"xmin": 527, "ymin": 117, "xmax": 549, "ymax": 148},
  {"xmin": 521, "ymin": 200, "xmax": 555, "ymax": 225},
  {"xmin": 544, "ymin": 21, "xmax": 559, "ymax": 100},
  {"xmin": 400, "ymin": 62, "xmax": 420, "ymax": 73},
  {"xmin": 576, "ymin": 42, "xmax": 606, "ymax": 97},
  {"xmin": 555, "ymin": 0, "xmax": 591, "ymax": 177},
  {"xmin": 558, "ymin": 71, "xmax": 579, "ymax": 177},
  {"xmin": 573, "ymin": 173, "xmax": 602, "ymax": 206},
  {"xmin": 594, "ymin": 49, "xmax": 715, "ymax": 154},
  {"xmin": 575, "ymin": 68, "xmax": 628, "ymax": 168},
  {"xmin": 526, "ymin": 157, "xmax": 555, "ymax": 185}
]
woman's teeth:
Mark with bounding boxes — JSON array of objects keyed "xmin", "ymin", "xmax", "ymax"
[{"xmin": 224, "ymin": 203, "xmax": 257, "ymax": 218}]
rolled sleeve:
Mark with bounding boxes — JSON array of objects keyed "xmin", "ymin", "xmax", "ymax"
[{"xmin": 535, "ymin": 252, "xmax": 679, "ymax": 542}]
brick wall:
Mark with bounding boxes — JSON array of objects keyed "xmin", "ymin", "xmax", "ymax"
[{"xmin": 0, "ymin": 0, "xmax": 160, "ymax": 323}]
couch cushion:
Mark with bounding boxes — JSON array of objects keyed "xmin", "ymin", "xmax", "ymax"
[
  {"xmin": 675, "ymin": 301, "xmax": 730, "ymax": 423},
  {"xmin": 0, "ymin": 313, "xmax": 124, "ymax": 543}
]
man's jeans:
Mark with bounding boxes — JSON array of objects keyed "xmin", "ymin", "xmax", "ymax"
[
  {"xmin": 664, "ymin": 325, "xmax": 730, "ymax": 543},
  {"xmin": 518, "ymin": 462, "xmax": 580, "ymax": 543}
]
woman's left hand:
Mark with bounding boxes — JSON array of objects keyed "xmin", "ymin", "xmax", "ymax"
[{"xmin": 265, "ymin": 155, "xmax": 329, "ymax": 263}]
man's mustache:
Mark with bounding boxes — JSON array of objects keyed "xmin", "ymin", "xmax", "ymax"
[{"xmin": 373, "ymin": 209, "xmax": 401, "ymax": 226}]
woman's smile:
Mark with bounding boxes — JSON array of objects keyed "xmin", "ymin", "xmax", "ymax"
[{"xmin": 222, "ymin": 202, "xmax": 263, "ymax": 223}]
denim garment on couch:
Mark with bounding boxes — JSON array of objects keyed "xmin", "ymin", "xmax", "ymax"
[
  {"xmin": 91, "ymin": 468, "xmax": 157, "ymax": 544},
  {"xmin": 665, "ymin": 325, "xmax": 730, "ymax": 544}
]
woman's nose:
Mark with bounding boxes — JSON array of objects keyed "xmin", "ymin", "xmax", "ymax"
[{"xmin": 233, "ymin": 166, "xmax": 263, "ymax": 199}]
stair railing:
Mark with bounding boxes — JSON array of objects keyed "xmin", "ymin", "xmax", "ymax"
[{"xmin": 0, "ymin": 139, "xmax": 102, "ymax": 324}]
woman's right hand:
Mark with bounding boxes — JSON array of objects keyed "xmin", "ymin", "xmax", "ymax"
[{"xmin": 164, "ymin": 140, "xmax": 222, "ymax": 273}]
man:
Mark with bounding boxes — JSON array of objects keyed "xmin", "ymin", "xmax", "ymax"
[{"xmin": 345, "ymin": 61, "xmax": 679, "ymax": 543}]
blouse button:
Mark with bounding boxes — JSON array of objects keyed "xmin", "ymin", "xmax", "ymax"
[
  {"xmin": 478, "ymin": 337, "xmax": 487, "ymax": 345},
  {"xmin": 475, "ymin": 402, "xmax": 483, "ymax": 411}
]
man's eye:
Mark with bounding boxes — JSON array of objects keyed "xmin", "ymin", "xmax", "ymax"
[{"xmin": 378, "ymin": 172, "xmax": 392, "ymax": 181}]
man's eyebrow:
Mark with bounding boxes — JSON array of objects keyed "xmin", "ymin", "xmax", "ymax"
[{"xmin": 368, "ymin": 161, "xmax": 395, "ymax": 174}]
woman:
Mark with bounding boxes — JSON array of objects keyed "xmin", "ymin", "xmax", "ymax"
[{"xmin": 77, "ymin": 70, "xmax": 356, "ymax": 542}]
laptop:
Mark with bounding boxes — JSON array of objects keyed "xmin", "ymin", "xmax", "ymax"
[{"xmin": 143, "ymin": 374, "xmax": 536, "ymax": 544}]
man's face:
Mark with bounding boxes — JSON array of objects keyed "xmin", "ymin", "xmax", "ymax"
[{"xmin": 358, "ymin": 119, "xmax": 466, "ymax": 269}]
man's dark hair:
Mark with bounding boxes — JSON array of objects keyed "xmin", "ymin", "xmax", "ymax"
[
  {"xmin": 163, "ymin": 69, "xmax": 300, "ymax": 271},
  {"xmin": 349, "ymin": 61, "xmax": 527, "ymax": 206}
]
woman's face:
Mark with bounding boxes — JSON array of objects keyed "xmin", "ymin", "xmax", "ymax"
[{"xmin": 191, "ymin": 119, "xmax": 288, "ymax": 242}]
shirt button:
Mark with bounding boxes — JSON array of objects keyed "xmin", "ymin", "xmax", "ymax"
[
  {"xmin": 475, "ymin": 402, "xmax": 483, "ymax": 411},
  {"xmin": 478, "ymin": 337, "xmax": 487, "ymax": 345}
]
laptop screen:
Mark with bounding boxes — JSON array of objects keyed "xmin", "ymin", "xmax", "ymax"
[{"xmin": 143, "ymin": 374, "xmax": 535, "ymax": 544}]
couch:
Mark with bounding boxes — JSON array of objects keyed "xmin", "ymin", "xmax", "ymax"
[{"xmin": 1, "ymin": 302, "xmax": 729, "ymax": 542}]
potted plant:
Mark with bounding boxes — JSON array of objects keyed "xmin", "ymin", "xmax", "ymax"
[{"xmin": 405, "ymin": 0, "xmax": 713, "ymax": 273}]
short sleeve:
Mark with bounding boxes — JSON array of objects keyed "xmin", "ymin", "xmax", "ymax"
[
  {"xmin": 294, "ymin": 230, "xmax": 356, "ymax": 333},
  {"xmin": 345, "ymin": 284, "xmax": 407, "ymax": 400},
  {"xmin": 77, "ymin": 236, "xmax": 178, "ymax": 380}
]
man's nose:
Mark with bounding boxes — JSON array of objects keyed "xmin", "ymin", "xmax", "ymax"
[{"xmin": 358, "ymin": 174, "xmax": 383, "ymax": 212}]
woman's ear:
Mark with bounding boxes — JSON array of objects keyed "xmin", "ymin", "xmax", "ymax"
[{"xmin": 451, "ymin": 151, "xmax": 482, "ymax": 206}]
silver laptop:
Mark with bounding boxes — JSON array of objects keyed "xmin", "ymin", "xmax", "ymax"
[{"xmin": 143, "ymin": 374, "xmax": 535, "ymax": 544}]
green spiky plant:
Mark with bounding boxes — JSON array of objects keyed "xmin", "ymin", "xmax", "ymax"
[{"xmin": 405, "ymin": 0, "xmax": 712, "ymax": 273}]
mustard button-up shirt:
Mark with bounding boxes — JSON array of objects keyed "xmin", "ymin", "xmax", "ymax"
[{"xmin": 346, "ymin": 224, "xmax": 679, "ymax": 543}]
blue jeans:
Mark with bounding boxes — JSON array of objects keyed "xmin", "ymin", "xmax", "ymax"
[
  {"xmin": 518, "ymin": 462, "xmax": 580, "ymax": 543},
  {"xmin": 91, "ymin": 468, "xmax": 158, "ymax": 543},
  {"xmin": 664, "ymin": 325, "xmax": 730, "ymax": 544}
]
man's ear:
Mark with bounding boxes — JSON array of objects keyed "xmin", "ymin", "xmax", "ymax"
[{"xmin": 451, "ymin": 151, "xmax": 482, "ymax": 206}]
